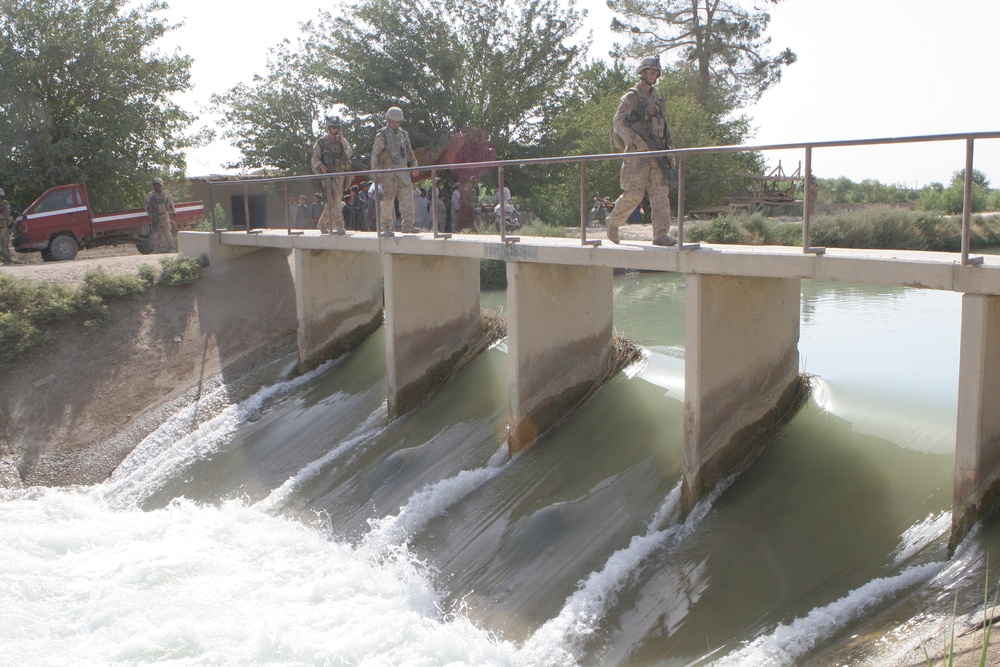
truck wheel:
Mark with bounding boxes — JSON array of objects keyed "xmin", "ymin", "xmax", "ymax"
[
  {"xmin": 40, "ymin": 249, "xmax": 55, "ymax": 262},
  {"xmin": 136, "ymin": 239, "xmax": 154, "ymax": 255},
  {"xmin": 48, "ymin": 234, "xmax": 79, "ymax": 261}
]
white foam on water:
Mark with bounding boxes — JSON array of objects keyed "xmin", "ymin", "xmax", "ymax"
[
  {"xmin": 102, "ymin": 358, "xmax": 341, "ymax": 509},
  {"xmin": 516, "ymin": 479, "xmax": 723, "ymax": 666},
  {"xmin": 714, "ymin": 561, "xmax": 946, "ymax": 667},
  {"xmin": 0, "ymin": 488, "xmax": 524, "ymax": 666},
  {"xmin": 892, "ymin": 511, "xmax": 952, "ymax": 566},
  {"xmin": 362, "ymin": 443, "xmax": 509, "ymax": 554},
  {"xmin": 255, "ymin": 403, "xmax": 389, "ymax": 514}
]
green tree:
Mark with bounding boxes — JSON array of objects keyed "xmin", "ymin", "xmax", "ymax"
[
  {"xmin": 212, "ymin": 40, "xmax": 321, "ymax": 174},
  {"xmin": 0, "ymin": 0, "xmax": 197, "ymax": 212},
  {"xmin": 918, "ymin": 169, "xmax": 990, "ymax": 214},
  {"xmin": 606, "ymin": 0, "xmax": 796, "ymax": 111},
  {"xmin": 214, "ymin": 0, "xmax": 587, "ymax": 176}
]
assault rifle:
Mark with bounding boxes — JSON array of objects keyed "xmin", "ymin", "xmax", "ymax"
[{"xmin": 626, "ymin": 119, "xmax": 678, "ymax": 186}]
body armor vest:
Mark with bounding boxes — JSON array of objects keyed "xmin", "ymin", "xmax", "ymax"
[
  {"xmin": 379, "ymin": 127, "xmax": 409, "ymax": 168},
  {"xmin": 629, "ymin": 87, "xmax": 667, "ymax": 143},
  {"xmin": 319, "ymin": 135, "xmax": 347, "ymax": 172}
]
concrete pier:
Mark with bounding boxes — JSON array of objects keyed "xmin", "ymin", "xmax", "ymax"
[
  {"xmin": 952, "ymin": 293, "xmax": 1000, "ymax": 550},
  {"xmin": 383, "ymin": 253, "xmax": 483, "ymax": 417},
  {"xmin": 294, "ymin": 248, "xmax": 383, "ymax": 371},
  {"xmin": 682, "ymin": 274, "xmax": 805, "ymax": 511},
  {"xmin": 507, "ymin": 262, "xmax": 614, "ymax": 454}
]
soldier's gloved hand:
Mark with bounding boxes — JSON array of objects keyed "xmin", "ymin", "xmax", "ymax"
[{"xmin": 631, "ymin": 138, "xmax": 650, "ymax": 152}]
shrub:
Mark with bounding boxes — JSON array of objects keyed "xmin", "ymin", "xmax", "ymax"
[
  {"xmin": 79, "ymin": 268, "xmax": 150, "ymax": 300},
  {"xmin": 0, "ymin": 311, "xmax": 40, "ymax": 368},
  {"xmin": 137, "ymin": 264, "xmax": 158, "ymax": 285},
  {"xmin": 158, "ymin": 255, "xmax": 206, "ymax": 286}
]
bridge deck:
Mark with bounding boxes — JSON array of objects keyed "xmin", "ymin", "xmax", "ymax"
[{"xmin": 217, "ymin": 229, "xmax": 1000, "ymax": 296}]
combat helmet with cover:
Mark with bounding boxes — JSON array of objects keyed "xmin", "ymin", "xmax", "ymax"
[{"xmin": 386, "ymin": 106, "xmax": 404, "ymax": 122}]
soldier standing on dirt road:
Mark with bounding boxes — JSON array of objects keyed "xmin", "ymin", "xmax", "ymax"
[
  {"xmin": 606, "ymin": 56, "xmax": 678, "ymax": 247},
  {"xmin": 311, "ymin": 115, "xmax": 353, "ymax": 234},
  {"xmin": 0, "ymin": 188, "xmax": 12, "ymax": 265},
  {"xmin": 143, "ymin": 178, "xmax": 177, "ymax": 253}
]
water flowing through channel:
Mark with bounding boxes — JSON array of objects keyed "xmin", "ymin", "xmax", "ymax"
[{"xmin": 3, "ymin": 272, "xmax": 996, "ymax": 666}]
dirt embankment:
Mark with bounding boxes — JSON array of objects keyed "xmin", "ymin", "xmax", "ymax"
[{"xmin": 0, "ymin": 247, "xmax": 299, "ymax": 488}]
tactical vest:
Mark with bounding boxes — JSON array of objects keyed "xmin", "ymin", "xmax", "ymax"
[
  {"xmin": 628, "ymin": 86, "xmax": 667, "ymax": 143},
  {"xmin": 319, "ymin": 135, "xmax": 348, "ymax": 172},
  {"xmin": 377, "ymin": 127, "xmax": 409, "ymax": 168}
]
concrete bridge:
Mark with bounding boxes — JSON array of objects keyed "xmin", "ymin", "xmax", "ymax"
[{"xmin": 179, "ymin": 227, "xmax": 1000, "ymax": 551}]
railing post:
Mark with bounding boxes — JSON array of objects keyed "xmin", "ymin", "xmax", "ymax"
[
  {"xmin": 498, "ymin": 165, "xmax": 518, "ymax": 244},
  {"xmin": 431, "ymin": 169, "xmax": 450, "ymax": 239},
  {"xmin": 962, "ymin": 138, "xmax": 983, "ymax": 266},
  {"xmin": 676, "ymin": 155, "xmax": 685, "ymax": 247},
  {"xmin": 580, "ymin": 160, "xmax": 600, "ymax": 246},
  {"xmin": 244, "ymin": 182, "xmax": 261, "ymax": 234},
  {"xmin": 802, "ymin": 146, "xmax": 823, "ymax": 255}
]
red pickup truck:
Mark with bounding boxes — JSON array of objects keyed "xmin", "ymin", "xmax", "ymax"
[{"xmin": 12, "ymin": 182, "xmax": 204, "ymax": 261}]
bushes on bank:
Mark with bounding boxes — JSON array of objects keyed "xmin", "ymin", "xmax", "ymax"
[
  {"xmin": 686, "ymin": 206, "xmax": 1000, "ymax": 252},
  {"xmin": 0, "ymin": 257, "xmax": 206, "ymax": 370}
]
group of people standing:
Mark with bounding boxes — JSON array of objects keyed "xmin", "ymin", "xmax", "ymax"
[
  {"xmin": 306, "ymin": 106, "xmax": 421, "ymax": 235},
  {"xmin": 303, "ymin": 55, "xmax": 677, "ymax": 245}
]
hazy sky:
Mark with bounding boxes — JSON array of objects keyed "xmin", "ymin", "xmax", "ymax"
[{"xmin": 168, "ymin": 0, "xmax": 1000, "ymax": 187}]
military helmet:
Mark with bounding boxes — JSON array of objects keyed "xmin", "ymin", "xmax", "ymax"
[
  {"xmin": 325, "ymin": 115, "xmax": 342, "ymax": 128},
  {"xmin": 386, "ymin": 106, "xmax": 404, "ymax": 122},
  {"xmin": 636, "ymin": 56, "xmax": 661, "ymax": 75},
  {"xmin": 0, "ymin": 188, "xmax": 5, "ymax": 197},
  {"xmin": 152, "ymin": 177, "xmax": 164, "ymax": 185}
]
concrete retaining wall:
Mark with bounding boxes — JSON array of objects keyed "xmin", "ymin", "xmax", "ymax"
[
  {"xmin": 383, "ymin": 254, "xmax": 482, "ymax": 417},
  {"xmin": 683, "ymin": 274, "xmax": 804, "ymax": 510},
  {"xmin": 507, "ymin": 262, "xmax": 614, "ymax": 454},
  {"xmin": 953, "ymin": 293, "xmax": 1000, "ymax": 550},
  {"xmin": 294, "ymin": 248, "xmax": 384, "ymax": 372}
]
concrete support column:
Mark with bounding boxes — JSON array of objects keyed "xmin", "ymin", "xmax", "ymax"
[
  {"xmin": 383, "ymin": 253, "xmax": 482, "ymax": 417},
  {"xmin": 508, "ymin": 262, "xmax": 613, "ymax": 455},
  {"xmin": 684, "ymin": 274, "xmax": 803, "ymax": 511},
  {"xmin": 295, "ymin": 248, "xmax": 383, "ymax": 371},
  {"xmin": 952, "ymin": 294, "xmax": 1000, "ymax": 550}
]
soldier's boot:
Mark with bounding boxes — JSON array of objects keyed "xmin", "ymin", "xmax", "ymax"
[
  {"xmin": 401, "ymin": 221, "xmax": 419, "ymax": 234},
  {"xmin": 652, "ymin": 221, "xmax": 677, "ymax": 246},
  {"xmin": 333, "ymin": 223, "xmax": 346, "ymax": 235},
  {"xmin": 606, "ymin": 224, "xmax": 621, "ymax": 244}
]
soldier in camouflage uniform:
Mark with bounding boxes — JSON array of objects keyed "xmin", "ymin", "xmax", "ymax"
[
  {"xmin": 607, "ymin": 57, "xmax": 677, "ymax": 246},
  {"xmin": 311, "ymin": 115, "xmax": 354, "ymax": 234},
  {"xmin": 371, "ymin": 106, "xmax": 419, "ymax": 235},
  {"xmin": 143, "ymin": 177, "xmax": 177, "ymax": 253},
  {"xmin": 0, "ymin": 188, "xmax": 12, "ymax": 265}
]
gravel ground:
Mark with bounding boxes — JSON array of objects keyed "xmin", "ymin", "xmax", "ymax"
[{"xmin": 2, "ymin": 245, "xmax": 171, "ymax": 287}]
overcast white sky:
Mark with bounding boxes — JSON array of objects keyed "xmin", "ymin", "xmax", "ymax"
[{"xmin": 168, "ymin": 0, "xmax": 1000, "ymax": 187}]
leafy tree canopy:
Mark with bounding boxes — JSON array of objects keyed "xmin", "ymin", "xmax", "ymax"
[
  {"xmin": 607, "ymin": 0, "xmax": 796, "ymax": 112},
  {"xmin": 214, "ymin": 0, "xmax": 587, "ymax": 175},
  {"xmin": 0, "ymin": 0, "xmax": 197, "ymax": 212}
]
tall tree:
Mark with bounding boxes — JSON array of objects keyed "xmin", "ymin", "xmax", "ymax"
[
  {"xmin": 607, "ymin": 0, "xmax": 795, "ymax": 111},
  {"xmin": 213, "ymin": 0, "xmax": 587, "ymax": 176},
  {"xmin": 0, "ymin": 0, "xmax": 195, "ymax": 211}
]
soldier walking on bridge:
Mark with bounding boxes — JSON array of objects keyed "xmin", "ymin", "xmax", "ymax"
[
  {"xmin": 371, "ymin": 106, "xmax": 419, "ymax": 235},
  {"xmin": 311, "ymin": 115, "xmax": 354, "ymax": 234},
  {"xmin": 607, "ymin": 56, "xmax": 677, "ymax": 247},
  {"xmin": 144, "ymin": 177, "xmax": 177, "ymax": 253}
]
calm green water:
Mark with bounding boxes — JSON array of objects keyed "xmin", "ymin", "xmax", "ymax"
[{"xmin": 3, "ymin": 270, "xmax": 990, "ymax": 666}]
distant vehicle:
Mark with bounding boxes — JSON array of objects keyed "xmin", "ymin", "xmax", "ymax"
[{"xmin": 11, "ymin": 182, "xmax": 204, "ymax": 261}]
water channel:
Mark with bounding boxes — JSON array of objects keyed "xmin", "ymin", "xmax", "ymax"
[{"xmin": 2, "ymin": 270, "xmax": 996, "ymax": 665}]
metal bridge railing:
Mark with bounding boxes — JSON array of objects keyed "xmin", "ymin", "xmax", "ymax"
[{"xmin": 208, "ymin": 131, "xmax": 1000, "ymax": 266}]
